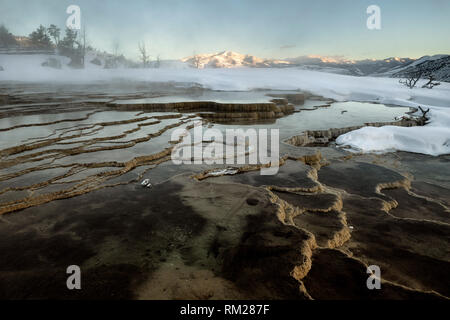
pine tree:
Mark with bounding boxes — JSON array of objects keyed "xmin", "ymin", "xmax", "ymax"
[
  {"xmin": 0, "ymin": 25, "xmax": 17, "ymax": 48},
  {"xmin": 29, "ymin": 25, "xmax": 52, "ymax": 49},
  {"xmin": 58, "ymin": 28, "xmax": 78, "ymax": 57},
  {"xmin": 58, "ymin": 28, "xmax": 86, "ymax": 68},
  {"xmin": 47, "ymin": 24, "xmax": 61, "ymax": 46}
]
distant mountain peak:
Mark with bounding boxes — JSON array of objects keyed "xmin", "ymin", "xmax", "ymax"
[
  {"xmin": 305, "ymin": 54, "xmax": 355, "ymax": 64},
  {"xmin": 181, "ymin": 51, "xmax": 290, "ymax": 69}
]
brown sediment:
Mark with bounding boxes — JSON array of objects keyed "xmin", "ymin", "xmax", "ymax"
[
  {"xmin": 0, "ymin": 110, "xmax": 103, "ymax": 132},
  {"xmin": 296, "ymin": 104, "xmax": 331, "ymax": 112},
  {"xmin": 197, "ymin": 151, "xmax": 449, "ymax": 299},
  {"xmin": 192, "ymin": 156, "xmax": 288, "ymax": 181},
  {"xmin": 191, "ymin": 152, "xmax": 332, "ymax": 288},
  {"xmin": 0, "ymin": 114, "xmax": 201, "ymax": 215},
  {"xmin": 108, "ymin": 100, "xmax": 295, "ymax": 124},
  {"xmin": 0, "ymin": 148, "xmax": 172, "ymax": 215},
  {"xmin": 375, "ymin": 177, "xmax": 412, "ymax": 212},
  {"xmin": 1, "ymin": 115, "xmax": 152, "ymax": 155},
  {"xmin": 0, "ymin": 114, "xmax": 187, "ymax": 157},
  {"xmin": 268, "ymin": 93, "xmax": 306, "ymax": 105},
  {"xmin": 338, "ymin": 193, "xmax": 450, "ymax": 298},
  {"xmin": 0, "ymin": 98, "xmax": 104, "ymax": 118},
  {"xmin": 265, "ymin": 157, "xmax": 349, "ymax": 282},
  {"xmin": 302, "ymin": 248, "xmax": 445, "ymax": 300},
  {"xmin": 0, "ymin": 117, "xmax": 194, "ymax": 169},
  {"xmin": 382, "ymin": 187, "xmax": 450, "ymax": 224},
  {"xmin": 193, "ymin": 151, "xmax": 324, "ymax": 181},
  {"xmin": 289, "ymin": 232, "xmax": 317, "ymax": 282}
]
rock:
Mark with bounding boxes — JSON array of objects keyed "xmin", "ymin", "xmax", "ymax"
[{"xmin": 141, "ymin": 179, "xmax": 152, "ymax": 188}]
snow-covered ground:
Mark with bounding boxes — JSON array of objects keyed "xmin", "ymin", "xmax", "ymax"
[
  {"xmin": 1, "ymin": 54, "xmax": 449, "ymax": 156},
  {"xmin": 336, "ymin": 106, "xmax": 450, "ymax": 156}
]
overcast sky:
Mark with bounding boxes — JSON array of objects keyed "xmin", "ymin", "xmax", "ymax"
[{"xmin": 1, "ymin": 0, "xmax": 449, "ymax": 61}]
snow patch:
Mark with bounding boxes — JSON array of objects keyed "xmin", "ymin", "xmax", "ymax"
[{"xmin": 336, "ymin": 107, "xmax": 450, "ymax": 156}]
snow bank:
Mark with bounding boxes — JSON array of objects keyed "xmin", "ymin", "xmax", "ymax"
[
  {"xmin": 1, "ymin": 54, "xmax": 449, "ymax": 156},
  {"xmin": 336, "ymin": 126, "xmax": 450, "ymax": 156},
  {"xmin": 336, "ymin": 106, "xmax": 450, "ymax": 156}
]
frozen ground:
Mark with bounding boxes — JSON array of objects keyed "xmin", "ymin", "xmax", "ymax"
[{"xmin": 1, "ymin": 54, "xmax": 449, "ymax": 156}]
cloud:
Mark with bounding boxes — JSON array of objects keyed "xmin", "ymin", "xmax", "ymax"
[{"xmin": 280, "ymin": 44, "xmax": 296, "ymax": 50}]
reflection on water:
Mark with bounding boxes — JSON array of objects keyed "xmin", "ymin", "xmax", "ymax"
[{"xmin": 210, "ymin": 100, "xmax": 409, "ymax": 140}]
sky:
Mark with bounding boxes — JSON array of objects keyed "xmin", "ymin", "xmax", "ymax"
[{"xmin": 0, "ymin": 0, "xmax": 449, "ymax": 61}]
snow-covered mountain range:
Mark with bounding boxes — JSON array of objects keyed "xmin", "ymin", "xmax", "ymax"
[
  {"xmin": 1, "ymin": 47, "xmax": 448, "ymax": 82},
  {"xmin": 181, "ymin": 51, "xmax": 291, "ymax": 69},
  {"xmin": 181, "ymin": 51, "xmax": 450, "ymax": 81}
]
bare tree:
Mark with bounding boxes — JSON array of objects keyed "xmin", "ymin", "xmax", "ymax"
[
  {"xmin": 138, "ymin": 42, "xmax": 149, "ymax": 68},
  {"xmin": 399, "ymin": 71, "xmax": 423, "ymax": 89},
  {"xmin": 421, "ymin": 74, "xmax": 440, "ymax": 89},
  {"xmin": 417, "ymin": 106, "xmax": 430, "ymax": 125},
  {"xmin": 155, "ymin": 54, "xmax": 161, "ymax": 68}
]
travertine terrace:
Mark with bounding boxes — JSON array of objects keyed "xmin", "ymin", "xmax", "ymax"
[{"xmin": 0, "ymin": 83, "xmax": 448, "ymax": 299}]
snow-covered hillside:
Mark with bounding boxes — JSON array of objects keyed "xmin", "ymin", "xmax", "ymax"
[
  {"xmin": 353, "ymin": 57, "xmax": 415, "ymax": 76},
  {"xmin": 387, "ymin": 55, "xmax": 450, "ymax": 82}
]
